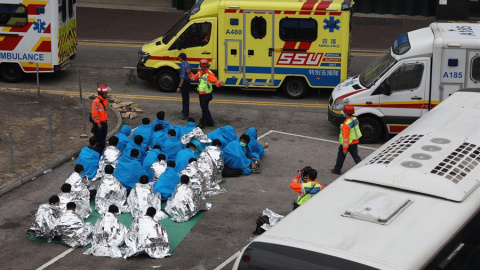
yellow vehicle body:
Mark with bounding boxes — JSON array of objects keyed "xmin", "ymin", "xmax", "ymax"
[{"xmin": 137, "ymin": 0, "xmax": 353, "ymax": 98}]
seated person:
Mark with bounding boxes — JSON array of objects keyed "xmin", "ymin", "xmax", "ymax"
[
  {"xmin": 180, "ymin": 158, "xmax": 204, "ymax": 194},
  {"xmin": 133, "ymin": 118, "xmax": 153, "ymax": 147},
  {"xmin": 149, "ymin": 124, "xmax": 168, "ymax": 149},
  {"xmin": 123, "ymin": 135, "xmax": 147, "ymax": 164},
  {"xmin": 151, "ymin": 111, "xmax": 170, "ymax": 133},
  {"xmin": 207, "ymin": 125, "xmax": 237, "ymax": 150},
  {"xmin": 127, "ymin": 175, "xmax": 166, "ymax": 221},
  {"xmin": 65, "ymin": 164, "xmax": 90, "ymax": 202},
  {"xmin": 84, "ymin": 205, "xmax": 127, "ymax": 258},
  {"xmin": 27, "ymin": 195, "xmax": 62, "ymax": 242},
  {"xmin": 165, "ymin": 175, "xmax": 206, "ymax": 223},
  {"xmin": 198, "ymin": 139, "xmax": 224, "ymax": 190},
  {"xmin": 54, "ymin": 202, "xmax": 94, "ymax": 248},
  {"xmin": 163, "ymin": 129, "xmax": 182, "ymax": 161},
  {"xmin": 175, "ymin": 143, "xmax": 196, "ymax": 173},
  {"xmin": 76, "ymin": 137, "xmax": 101, "ymax": 180},
  {"xmin": 95, "ymin": 136, "xmax": 122, "ymax": 180},
  {"xmin": 153, "ymin": 161, "xmax": 180, "ymax": 201},
  {"xmin": 151, "ymin": 154, "xmax": 167, "ymax": 182},
  {"xmin": 95, "ymin": 165, "xmax": 128, "ymax": 215},
  {"xmin": 143, "ymin": 145, "xmax": 164, "ymax": 181},
  {"xmin": 223, "ymin": 134, "xmax": 259, "ymax": 176},
  {"xmin": 114, "ymin": 125, "xmax": 132, "ymax": 153},
  {"xmin": 114, "ymin": 149, "xmax": 146, "ymax": 191},
  {"xmin": 245, "ymin": 127, "xmax": 268, "ymax": 160},
  {"xmin": 58, "ymin": 183, "xmax": 91, "ymax": 220},
  {"xmin": 124, "ymin": 207, "xmax": 170, "ymax": 259},
  {"xmin": 290, "ymin": 167, "xmax": 323, "ymax": 210},
  {"xmin": 171, "ymin": 118, "xmax": 196, "ymax": 140}
]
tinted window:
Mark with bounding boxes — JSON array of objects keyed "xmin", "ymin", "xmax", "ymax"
[
  {"xmin": 68, "ymin": 0, "xmax": 74, "ymax": 19},
  {"xmin": 387, "ymin": 63, "xmax": 424, "ymax": 92},
  {"xmin": 280, "ymin": 18, "xmax": 317, "ymax": 42},
  {"xmin": 251, "ymin": 16, "xmax": 266, "ymax": 39},
  {"xmin": 176, "ymin": 22, "xmax": 211, "ymax": 49},
  {"xmin": 0, "ymin": 4, "xmax": 27, "ymax": 27},
  {"xmin": 62, "ymin": 0, "xmax": 67, "ymax": 22},
  {"xmin": 472, "ymin": 57, "xmax": 480, "ymax": 82}
]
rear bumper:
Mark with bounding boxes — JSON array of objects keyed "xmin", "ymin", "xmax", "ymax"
[{"xmin": 137, "ymin": 63, "xmax": 155, "ymax": 81}]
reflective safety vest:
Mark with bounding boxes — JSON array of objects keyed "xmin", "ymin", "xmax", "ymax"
[
  {"xmin": 339, "ymin": 117, "xmax": 362, "ymax": 146},
  {"xmin": 198, "ymin": 71, "xmax": 213, "ymax": 94},
  {"xmin": 296, "ymin": 181, "xmax": 322, "ymax": 205}
]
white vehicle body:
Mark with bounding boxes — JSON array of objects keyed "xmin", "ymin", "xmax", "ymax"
[
  {"xmin": 0, "ymin": 0, "xmax": 77, "ymax": 82},
  {"xmin": 234, "ymin": 89, "xmax": 480, "ymax": 270},
  {"xmin": 328, "ymin": 23, "xmax": 480, "ymax": 143}
]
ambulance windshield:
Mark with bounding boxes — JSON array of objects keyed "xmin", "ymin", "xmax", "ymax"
[{"xmin": 359, "ymin": 53, "xmax": 396, "ymax": 88}]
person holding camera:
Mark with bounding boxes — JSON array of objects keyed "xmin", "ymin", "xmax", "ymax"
[{"xmin": 290, "ymin": 166, "xmax": 323, "ymax": 210}]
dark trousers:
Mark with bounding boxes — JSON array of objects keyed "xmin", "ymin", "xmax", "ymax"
[
  {"xmin": 92, "ymin": 121, "xmax": 108, "ymax": 153},
  {"xmin": 181, "ymin": 81, "xmax": 191, "ymax": 117},
  {"xmin": 333, "ymin": 143, "xmax": 361, "ymax": 173},
  {"xmin": 199, "ymin": 93, "xmax": 214, "ymax": 125}
]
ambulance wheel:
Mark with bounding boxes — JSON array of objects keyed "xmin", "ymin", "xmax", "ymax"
[
  {"xmin": 282, "ymin": 77, "xmax": 307, "ymax": 99},
  {"xmin": 155, "ymin": 69, "xmax": 178, "ymax": 92},
  {"xmin": 0, "ymin": 63, "xmax": 24, "ymax": 83},
  {"xmin": 359, "ymin": 116, "xmax": 382, "ymax": 144}
]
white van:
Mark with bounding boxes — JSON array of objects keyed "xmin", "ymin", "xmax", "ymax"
[
  {"xmin": 234, "ymin": 89, "xmax": 480, "ymax": 269},
  {"xmin": 328, "ymin": 23, "xmax": 480, "ymax": 143}
]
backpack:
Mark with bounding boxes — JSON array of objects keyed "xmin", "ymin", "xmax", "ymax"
[{"xmin": 252, "ymin": 215, "xmax": 270, "ymax": 235}]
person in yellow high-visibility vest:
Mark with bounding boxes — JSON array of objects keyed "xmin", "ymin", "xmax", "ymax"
[
  {"xmin": 331, "ymin": 105, "xmax": 362, "ymax": 175},
  {"xmin": 290, "ymin": 166, "xmax": 323, "ymax": 210}
]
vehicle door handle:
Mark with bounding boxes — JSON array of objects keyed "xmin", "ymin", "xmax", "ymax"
[
  {"xmin": 411, "ymin": 96, "xmax": 422, "ymax": 100},
  {"xmin": 202, "ymin": 51, "xmax": 211, "ymax": 55}
]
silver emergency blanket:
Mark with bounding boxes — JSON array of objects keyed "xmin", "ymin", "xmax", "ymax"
[
  {"xmin": 95, "ymin": 174, "xmax": 128, "ymax": 215},
  {"xmin": 84, "ymin": 212, "xmax": 127, "ymax": 258},
  {"xmin": 127, "ymin": 183, "xmax": 168, "ymax": 222},
  {"xmin": 124, "ymin": 215, "xmax": 170, "ymax": 259},
  {"xmin": 198, "ymin": 146, "xmax": 226, "ymax": 196},
  {"xmin": 179, "ymin": 161, "xmax": 204, "ymax": 195},
  {"xmin": 94, "ymin": 146, "xmax": 121, "ymax": 180},
  {"xmin": 180, "ymin": 127, "xmax": 212, "ymax": 144},
  {"xmin": 260, "ymin": 208, "xmax": 284, "ymax": 231},
  {"xmin": 58, "ymin": 192, "xmax": 92, "ymax": 220},
  {"xmin": 65, "ymin": 172, "xmax": 90, "ymax": 202},
  {"xmin": 165, "ymin": 184, "xmax": 210, "ymax": 223},
  {"xmin": 27, "ymin": 203, "xmax": 62, "ymax": 242},
  {"xmin": 54, "ymin": 210, "xmax": 93, "ymax": 247},
  {"xmin": 151, "ymin": 160, "xmax": 167, "ymax": 182}
]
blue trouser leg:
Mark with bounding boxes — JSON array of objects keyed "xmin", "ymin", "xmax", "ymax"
[
  {"xmin": 349, "ymin": 143, "xmax": 362, "ymax": 164},
  {"xmin": 199, "ymin": 93, "xmax": 213, "ymax": 125},
  {"xmin": 93, "ymin": 121, "xmax": 108, "ymax": 153},
  {"xmin": 333, "ymin": 144, "xmax": 346, "ymax": 173},
  {"xmin": 181, "ymin": 81, "xmax": 190, "ymax": 117}
]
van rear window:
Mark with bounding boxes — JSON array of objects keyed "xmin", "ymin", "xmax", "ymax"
[
  {"xmin": 238, "ymin": 242, "xmax": 378, "ymax": 270},
  {"xmin": 280, "ymin": 18, "xmax": 317, "ymax": 42},
  {"xmin": 0, "ymin": 4, "xmax": 27, "ymax": 27}
]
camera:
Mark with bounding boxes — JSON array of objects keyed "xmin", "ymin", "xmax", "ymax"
[{"xmin": 299, "ymin": 166, "xmax": 312, "ymax": 182}]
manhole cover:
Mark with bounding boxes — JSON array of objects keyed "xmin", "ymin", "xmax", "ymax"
[
  {"xmin": 431, "ymin": 138, "xmax": 451, "ymax": 144},
  {"xmin": 401, "ymin": 161, "xmax": 422, "ymax": 168},
  {"xmin": 412, "ymin": 153, "xmax": 432, "ymax": 160},
  {"xmin": 421, "ymin": 145, "xmax": 442, "ymax": 152}
]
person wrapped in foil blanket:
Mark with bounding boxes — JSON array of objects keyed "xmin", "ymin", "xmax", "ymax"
[
  {"xmin": 151, "ymin": 156, "xmax": 167, "ymax": 182},
  {"xmin": 95, "ymin": 165, "xmax": 128, "ymax": 215},
  {"xmin": 54, "ymin": 202, "xmax": 93, "ymax": 248},
  {"xmin": 124, "ymin": 207, "xmax": 170, "ymax": 259},
  {"xmin": 58, "ymin": 183, "xmax": 91, "ymax": 220},
  {"xmin": 64, "ymin": 165, "xmax": 90, "ymax": 202},
  {"xmin": 84, "ymin": 205, "xmax": 127, "ymax": 258},
  {"xmin": 197, "ymin": 139, "xmax": 226, "ymax": 196},
  {"xmin": 127, "ymin": 176, "xmax": 167, "ymax": 221},
  {"xmin": 181, "ymin": 127, "xmax": 212, "ymax": 159},
  {"xmin": 165, "ymin": 175, "xmax": 210, "ymax": 223},
  {"xmin": 27, "ymin": 195, "xmax": 62, "ymax": 242},
  {"xmin": 180, "ymin": 159, "xmax": 204, "ymax": 195},
  {"xmin": 94, "ymin": 136, "xmax": 122, "ymax": 181}
]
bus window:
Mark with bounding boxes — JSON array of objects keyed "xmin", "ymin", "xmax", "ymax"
[{"xmin": 0, "ymin": 4, "xmax": 27, "ymax": 27}]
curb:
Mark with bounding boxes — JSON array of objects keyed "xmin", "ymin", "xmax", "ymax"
[{"xmin": 0, "ymin": 106, "xmax": 123, "ymax": 197}]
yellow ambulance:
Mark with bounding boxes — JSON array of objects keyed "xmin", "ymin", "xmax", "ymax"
[
  {"xmin": 137, "ymin": 0, "xmax": 353, "ymax": 98},
  {"xmin": 0, "ymin": 0, "xmax": 77, "ymax": 82}
]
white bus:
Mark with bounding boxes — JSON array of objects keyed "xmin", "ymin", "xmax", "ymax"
[{"xmin": 234, "ymin": 89, "xmax": 480, "ymax": 269}]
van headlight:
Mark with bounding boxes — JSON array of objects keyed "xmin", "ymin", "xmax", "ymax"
[
  {"xmin": 332, "ymin": 98, "xmax": 349, "ymax": 111},
  {"xmin": 138, "ymin": 52, "xmax": 150, "ymax": 64}
]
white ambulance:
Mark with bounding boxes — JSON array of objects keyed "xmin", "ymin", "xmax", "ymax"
[
  {"xmin": 0, "ymin": 0, "xmax": 77, "ymax": 82},
  {"xmin": 328, "ymin": 23, "xmax": 480, "ymax": 143},
  {"xmin": 234, "ymin": 89, "xmax": 480, "ymax": 270}
]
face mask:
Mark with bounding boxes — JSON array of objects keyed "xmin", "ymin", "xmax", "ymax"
[{"xmin": 240, "ymin": 142, "xmax": 247, "ymax": 147}]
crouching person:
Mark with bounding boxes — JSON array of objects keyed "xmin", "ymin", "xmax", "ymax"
[
  {"xmin": 95, "ymin": 165, "xmax": 128, "ymax": 215},
  {"xmin": 124, "ymin": 207, "xmax": 170, "ymax": 259},
  {"xmin": 54, "ymin": 202, "xmax": 93, "ymax": 248},
  {"xmin": 165, "ymin": 175, "xmax": 209, "ymax": 223},
  {"xmin": 27, "ymin": 195, "xmax": 61, "ymax": 242},
  {"xmin": 127, "ymin": 175, "xmax": 166, "ymax": 221},
  {"xmin": 84, "ymin": 205, "xmax": 127, "ymax": 258},
  {"xmin": 65, "ymin": 164, "xmax": 90, "ymax": 202}
]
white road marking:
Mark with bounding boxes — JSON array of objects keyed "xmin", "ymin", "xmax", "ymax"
[
  {"xmin": 122, "ymin": 66, "xmax": 137, "ymax": 69},
  {"xmin": 213, "ymin": 247, "xmax": 245, "ymax": 270},
  {"xmin": 36, "ymin": 248, "xmax": 74, "ymax": 270}
]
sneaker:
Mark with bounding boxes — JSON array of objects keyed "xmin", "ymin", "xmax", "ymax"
[{"xmin": 330, "ymin": 169, "xmax": 341, "ymax": 175}]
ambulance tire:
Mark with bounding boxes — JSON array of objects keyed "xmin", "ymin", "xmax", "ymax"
[
  {"xmin": 282, "ymin": 77, "xmax": 308, "ymax": 99},
  {"xmin": 359, "ymin": 116, "xmax": 382, "ymax": 144},
  {"xmin": 0, "ymin": 63, "xmax": 24, "ymax": 83},
  {"xmin": 155, "ymin": 69, "xmax": 179, "ymax": 92}
]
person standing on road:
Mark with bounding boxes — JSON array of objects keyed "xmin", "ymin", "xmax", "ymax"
[
  {"xmin": 91, "ymin": 84, "xmax": 111, "ymax": 153},
  {"xmin": 187, "ymin": 59, "xmax": 225, "ymax": 129},
  {"xmin": 331, "ymin": 105, "xmax": 362, "ymax": 175},
  {"xmin": 176, "ymin": 53, "xmax": 191, "ymax": 120}
]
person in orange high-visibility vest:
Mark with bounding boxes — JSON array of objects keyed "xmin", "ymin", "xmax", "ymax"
[
  {"xmin": 186, "ymin": 59, "xmax": 224, "ymax": 129},
  {"xmin": 290, "ymin": 166, "xmax": 323, "ymax": 210},
  {"xmin": 91, "ymin": 84, "xmax": 110, "ymax": 153},
  {"xmin": 331, "ymin": 105, "xmax": 362, "ymax": 175}
]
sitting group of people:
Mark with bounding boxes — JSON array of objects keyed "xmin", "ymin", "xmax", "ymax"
[{"xmin": 27, "ymin": 111, "xmax": 268, "ymax": 258}]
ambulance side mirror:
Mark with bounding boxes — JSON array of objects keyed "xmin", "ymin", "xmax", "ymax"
[{"xmin": 378, "ymin": 80, "xmax": 391, "ymax": 96}]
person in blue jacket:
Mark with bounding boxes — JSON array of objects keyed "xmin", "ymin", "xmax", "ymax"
[
  {"xmin": 123, "ymin": 135, "xmax": 147, "ymax": 164},
  {"xmin": 132, "ymin": 118, "xmax": 153, "ymax": 147},
  {"xmin": 245, "ymin": 127, "xmax": 268, "ymax": 160},
  {"xmin": 143, "ymin": 145, "xmax": 164, "ymax": 181},
  {"xmin": 149, "ymin": 124, "xmax": 168, "ymax": 149},
  {"xmin": 224, "ymin": 134, "xmax": 260, "ymax": 175},
  {"xmin": 151, "ymin": 111, "xmax": 170, "ymax": 133},
  {"xmin": 162, "ymin": 129, "xmax": 182, "ymax": 161},
  {"xmin": 114, "ymin": 149, "xmax": 146, "ymax": 191},
  {"xmin": 207, "ymin": 126, "xmax": 237, "ymax": 150},
  {"xmin": 175, "ymin": 143, "xmax": 196, "ymax": 173},
  {"xmin": 114, "ymin": 125, "xmax": 132, "ymax": 153},
  {"xmin": 153, "ymin": 161, "xmax": 180, "ymax": 201},
  {"xmin": 76, "ymin": 137, "xmax": 101, "ymax": 180}
]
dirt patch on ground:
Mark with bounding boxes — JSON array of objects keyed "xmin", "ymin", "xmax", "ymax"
[{"xmin": 0, "ymin": 91, "xmax": 100, "ymax": 190}]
